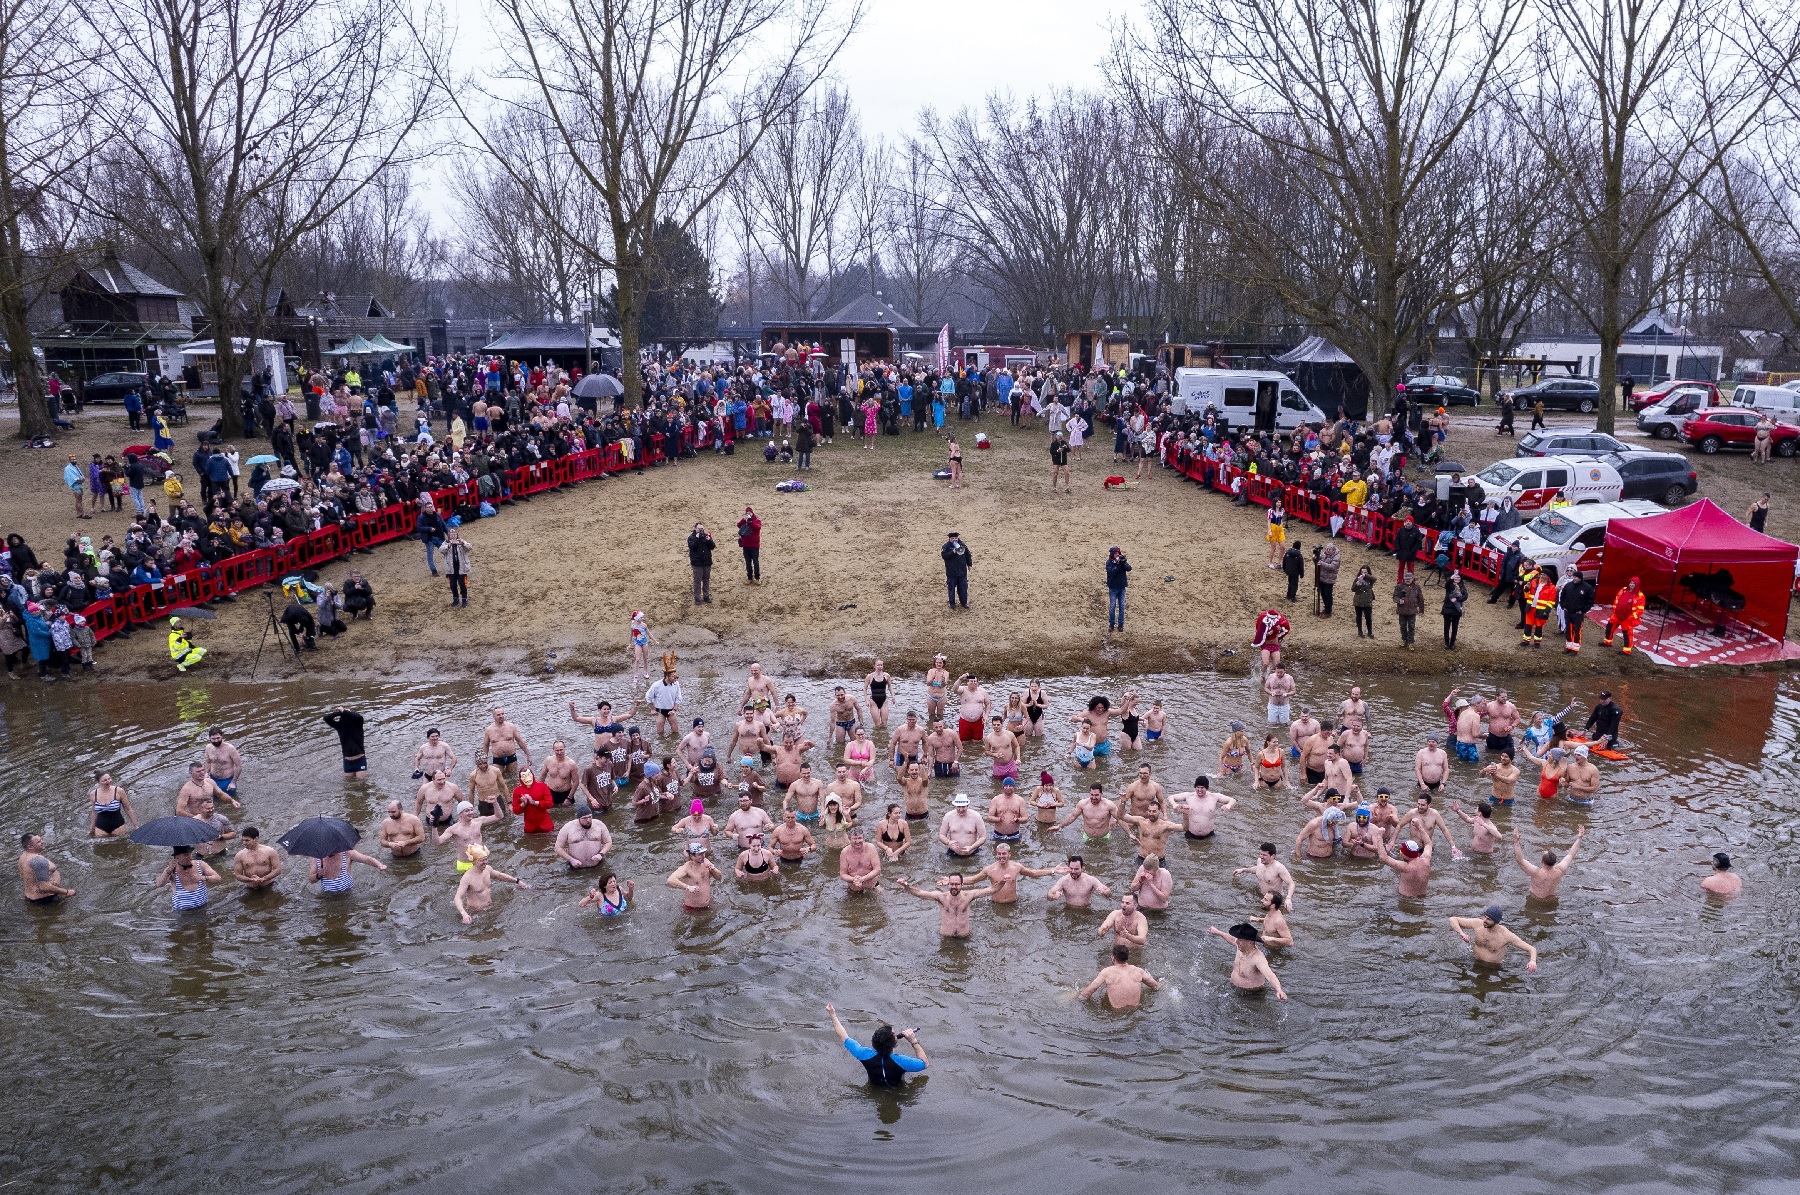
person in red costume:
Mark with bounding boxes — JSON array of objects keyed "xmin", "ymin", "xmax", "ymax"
[
  {"xmin": 1252, "ymin": 609, "xmax": 1290, "ymax": 669},
  {"xmin": 511, "ymin": 769, "xmax": 555, "ymax": 834}
]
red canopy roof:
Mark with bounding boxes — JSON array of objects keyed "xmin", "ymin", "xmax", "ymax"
[
  {"xmin": 1604, "ymin": 498, "xmax": 1797, "ymax": 566},
  {"xmin": 1598, "ymin": 498, "xmax": 1796, "ymax": 645}
]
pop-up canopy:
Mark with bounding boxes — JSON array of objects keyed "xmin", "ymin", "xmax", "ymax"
[{"xmin": 1596, "ymin": 499, "xmax": 1797, "ymax": 645}]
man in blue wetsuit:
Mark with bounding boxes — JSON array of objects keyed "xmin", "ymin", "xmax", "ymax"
[{"xmin": 825, "ymin": 1003, "xmax": 927, "ymax": 1087}]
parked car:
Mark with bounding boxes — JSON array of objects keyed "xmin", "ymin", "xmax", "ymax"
[
  {"xmin": 1604, "ymin": 451, "xmax": 1698, "ymax": 504},
  {"xmin": 1506, "ymin": 377, "xmax": 1602, "ymax": 414},
  {"xmin": 1404, "ymin": 374, "xmax": 1480, "ymax": 406},
  {"xmin": 1469, "ymin": 454, "xmax": 1623, "ymax": 515},
  {"xmin": 1635, "ymin": 386, "xmax": 1729, "ymax": 439},
  {"xmin": 1485, "ymin": 500, "xmax": 1667, "ymax": 581},
  {"xmin": 77, "ymin": 371, "xmax": 153, "ymax": 404},
  {"xmin": 1683, "ymin": 409, "xmax": 1800, "ymax": 456},
  {"xmin": 1516, "ymin": 428, "xmax": 1645, "ymax": 458},
  {"xmin": 1728, "ymin": 384, "xmax": 1800, "ymax": 421},
  {"xmin": 1628, "ymin": 378, "xmax": 1720, "ymax": 413}
]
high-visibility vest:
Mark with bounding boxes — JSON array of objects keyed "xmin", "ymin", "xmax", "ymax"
[{"xmin": 1613, "ymin": 587, "xmax": 1645, "ymax": 628}]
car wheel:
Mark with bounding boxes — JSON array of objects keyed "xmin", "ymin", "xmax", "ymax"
[
  {"xmin": 1663, "ymin": 484, "xmax": 1687, "ymax": 505},
  {"xmin": 1699, "ymin": 436, "xmax": 1722, "ymax": 454},
  {"xmin": 1578, "ymin": 398, "xmax": 1596, "ymax": 414},
  {"xmin": 1653, "ymin": 424, "xmax": 1675, "ymax": 439},
  {"xmin": 1778, "ymin": 439, "xmax": 1797, "ymax": 459}
]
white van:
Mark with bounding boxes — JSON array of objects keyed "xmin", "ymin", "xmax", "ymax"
[
  {"xmin": 1172, "ymin": 368, "xmax": 1327, "ymax": 431},
  {"xmin": 1730, "ymin": 384, "xmax": 1800, "ymax": 420},
  {"xmin": 1468, "ymin": 455, "xmax": 1623, "ymax": 515}
]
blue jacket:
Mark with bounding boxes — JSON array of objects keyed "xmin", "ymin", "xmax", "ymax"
[
  {"xmin": 23, "ymin": 610, "xmax": 51, "ymax": 660},
  {"xmin": 1106, "ymin": 556, "xmax": 1132, "ymax": 591}
]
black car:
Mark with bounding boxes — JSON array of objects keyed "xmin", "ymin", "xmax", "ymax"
[
  {"xmin": 1404, "ymin": 374, "xmax": 1480, "ymax": 406},
  {"xmin": 1508, "ymin": 377, "xmax": 1602, "ymax": 414},
  {"xmin": 1604, "ymin": 451, "xmax": 1698, "ymax": 505},
  {"xmin": 78, "ymin": 371, "xmax": 152, "ymax": 404}
]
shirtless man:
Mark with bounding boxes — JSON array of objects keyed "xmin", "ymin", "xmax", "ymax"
[
  {"xmin": 177, "ymin": 762, "xmax": 241, "ymax": 814},
  {"xmin": 1232, "ymin": 843, "xmax": 1296, "ymax": 911},
  {"xmin": 1123, "ymin": 802, "xmax": 1181, "ymax": 864},
  {"xmin": 411, "ymin": 727, "xmax": 455, "ymax": 780},
  {"xmin": 1080, "ymin": 943, "xmax": 1160, "ymax": 1009},
  {"xmin": 1369, "ymin": 788, "xmax": 1401, "ymax": 838},
  {"xmin": 894, "ymin": 872, "xmax": 994, "ymax": 938},
  {"xmin": 916, "ymin": 719, "xmax": 961, "ymax": 783},
  {"xmin": 436, "ymin": 801, "xmax": 503, "ymax": 869},
  {"xmin": 1097, "ymin": 893, "xmax": 1150, "ymax": 948},
  {"xmin": 827, "ymin": 686, "xmax": 861, "ymax": 745},
  {"xmin": 1130, "ymin": 855, "xmax": 1174, "ymax": 911},
  {"xmin": 415, "ymin": 769, "xmax": 463, "ymax": 826},
  {"xmin": 1513, "ymin": 827, "xmax": 1584, "ymax": 900},
  {"xmin": 1337, "ymin": 686, "xmax": 1368, "ymax": 733},
  {"xmin": 1562, "ymin": 745, "xmax": 1602, "ymax": 805},
  {"xmin": 1414, "ymin": 735, "xmax": 1449, "ymax": 795},
  {"xmin": 838, "ymin": 827, "xmax": 882, "ymax": 892},
  {"xmin": 1296, "ymin": 720, "xmax": 1334, "ymax": 788},
  {"xmin": 968, "ymin": 841, "xmax": 1059, "ymax": 903},
  {"xmin": 665, "ymin": 843, "xmax": 721, "ymax": 910},
  {"xmin": 537, "ymin": 740, "xmax": 581, "ymax": 808},
  {"xmin": 480, "ymin": 706, "xmax": 532, "ymax": 784},
  {"xmin": 1303, "ymin": 744, "xmax": 1360, "ymax": 805},
  {"xmin": 554, "ymin": 805, "xmax": 612, "ymax": 869},
  {"xmin": 1396, "ymin": 794, "xmax": 1464, "ymax": 860},
  {"xmin": 1481, "ymin": 689, "xmax": 1520, "ymax": 755},
  {"xmin": 897, "ymin": 761, "xmax": 932, "ymax": 820},
  {"xmin": 1055, "ymin": 785, "xmax": 1120, "ymax": 845},
  {"xmin": 1205, "ymin": 923, "xmax": 1288, "ymax": 999},
  {"xmin": 466, "ymin": 757, "xmax": 507, "ymax": 819},
  {"xmin": 1263, "ymin": 666, "xmax": 1296, "ymax": 726},
  {"xmin": 231, "ymin": 826, "xmax": 284, "ymax": 888},
  {"xmin": 678, "ymin": 718, "xmax": 712, "ymax": 770},
  {"xmin": 1119, "ymin": 765, "xmax": 1166, "ymax": 820},
  {"xmin": 1253, "ymin": 891, "xmax": 1293, "ymax": 946},
  {"xmin": 724, "ymin": 792, "xmax": 775, "ymax": 849},
  {"xmin": 784, "ymin": 763, "xmax": 825, "ymax": 824},
  {"xmin": 377, "ymin": 802, "xmax": 425, "ymax": 858},
  {"xmin": 1143, "ymin": 700, "xmax": 1167, "ymax": 743},
  {"xmin": 1452, "ymin": 696, "xmax": 1484, "ymax": 764},
  {"xmin": 741, "ymin": 662, "xmax": 779, "ymax": 712},
  {"xmin": 455, "ymin": 843, "xmax": 528, "ymax": 923},
  {"xmin": 1372, "ymin": 830, "xmax": 1434, "ymax": 899},
  {"xmin": 985, "ymin": 779, "xmax": 1029, "ymax": 843},
  {"xmin": 1337, "ymin": 721, "xmax": 1371, "ymax": 780},
  {"xmin": 1344, "ymin": 805, "xmax": 1381, "ymax": 858},
  {"xmin": 1294, "ymin": 807, "xmax": 1346, "ymax": 860},
  {"xmin": 1169, "ymin": 777, "xmax": 1235, "ymax": 841},
  {"xmin": 982, "ymin": 714, "xmax": 1020, "ymax": 783},
  {"xmin": 938, "ymin": 794, "xmax": 989, "ymax": 858},
  {"xmin": 1701, "ymin": 852, "xmax": 1743, "ymax": 898},
  {"xmin": 727, "ymin": 705, "xmax": 769, "ymax": 766},
  {"xmin": 1045, "ymin": 856, "xmax": 1112, "ymax": 908},
  {"xmin": 18, "ymin": 835, "xmax": 74, "ymax": 903},
  {"xmin": 771, "ymin": 736, "xmax": 815, "ymax": 789},
  {"xmin": 1289, "ymin": 709, "xmax": 1322, "ymax": 765},
  {"xmin": 890, "ymin": 711, "xmax": 927, "ymax": 770},
  {"xmin": 924, "ymin": 655, "xmax": 951, "ymax": 724},
  {"xmin": 204, "ymin": 728, "xmax": 245, "ymax": 802},
  {"xmin": 1451, "ymin": 905, "xmax": 1538, "ymax": 972},
  {"xmin": 1450, "ymin": 800, "xmax": 1502, "ymax": 854},
  {"xmin": 955, "ymin": 674, "xmax": 991, "ymax": 743},
  {"xmin": 1480, "ymin": 751, "xmax": 1520, "ymax": 807},
  {"xmin": 824, "ymin": 765, "xmax": 866, "ymax": 821},
  {"xmin": 771, "ymin": 808, "xmax": 817, "ymax": 864}
]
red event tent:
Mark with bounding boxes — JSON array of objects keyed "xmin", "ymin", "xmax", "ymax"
[{"xmin": 1596, "ymin": 499, "xmax": 1798, "ymax": 646}]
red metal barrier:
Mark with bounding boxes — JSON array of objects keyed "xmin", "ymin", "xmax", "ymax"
[
  {"xmin": 162, "ymin": 570, "xmax": 212, "ymax": 609},
  {"xmin": 219, "ymin": 548, "xmax": 277, "ymax": 593},
  {"xmin": 122, "ymin": 581, "xmax": 166, "ymax": 623},
  {"xmin": 81, "ymin": 596, "xmax": 128, "ymax": 642}
]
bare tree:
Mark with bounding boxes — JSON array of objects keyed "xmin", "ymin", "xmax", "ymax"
[
  {"xmin": 1516, "ymin": 0, "xmax": 1798, "ymax": 429},
  {"xmin": 1119, "ymin": 0, "xmax": 1521, "ymax": 404},
  {"xmin": 84, "ymin": 0, "xmax": 437, "ymax": 436},
  {"xmin": 1705, "ymin": 73, "xmax": 1800, "ymax": 339},
  {"xmin": 0, "ymin": 0, "xmax": 92, "ymax": 439},
  {"xmin": 843, "ymin": 133, "xmax": 889, "ymax": 299},
  {"xmin": 452, "ymin": 0, "xmax": 861, "ymax": 407},
  {"xmin": 1452, "ymin": 111, "xmax": 1556, "ymax": 393},
  {"xmin": 750, "ymin": 85, "xmax": 858, "ymax": 319},
  {"xmin": 886, "ymin": 135, "xmax": 954, "ymax": 328}
]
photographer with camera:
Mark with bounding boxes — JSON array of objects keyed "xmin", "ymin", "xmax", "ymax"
[
  {"xmin": 1105, "ymin": 546, "xmax": 1131, "ymax": 631},
  {"xmin": 825, "ymin": 1003, "xmax": 928, "ymax": 1087}
]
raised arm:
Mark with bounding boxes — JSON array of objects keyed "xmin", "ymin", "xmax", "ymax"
[{"xmin": 1512, "ymin": 831, "xmax": 1539, "ymax": 876}]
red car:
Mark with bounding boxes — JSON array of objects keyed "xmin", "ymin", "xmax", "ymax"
[
  {"xmin": 1682, "ymin": 409, "xmax": 1799, "ymax": 456},
  {"xmin": 1630, "ymin": 378, "xmax": 1720, "ymax": 413}
]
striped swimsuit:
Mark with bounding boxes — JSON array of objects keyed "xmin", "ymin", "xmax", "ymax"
[
  {"xmin": 319, "ymin": 856, "xmax": 353, "ymax": 893},
  {"xmin": 170, "ymin": 870, "xmax": 209, "ymax": 911}
]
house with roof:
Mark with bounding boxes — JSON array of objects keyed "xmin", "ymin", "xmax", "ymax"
[
  {"xmin": 1514, "ymin": 313, "xmax": 1724, "ymax": 383},
  {"xmin": 34, "ymin": 250, "xmax": 195, "ymax": 381},
  {"xmin": 758, "ymin": 293, "xmax": 945, "ymax": 364}
]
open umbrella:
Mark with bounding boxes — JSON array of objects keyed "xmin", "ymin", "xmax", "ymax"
[
  {"xmin": 572, "ymin": 373, "xmax": 624, "ymax": 399},
  {"xmin": 260, "ymin": 477, "xmax": 300, "ymax": 493},
  {"xmin": 277, "ymin": 816, "xmax": 360, "ymax": 858},
  {"xmin": 246, "ymin": 454, "xmax": 280, "ymax": 466},
  {"xmin": 166, "ymin": 606, "xmax": 217, "ymax": 620},
  {"xmin": 130, "ymin": 816, "xmax": 223, "ymax": 847}
]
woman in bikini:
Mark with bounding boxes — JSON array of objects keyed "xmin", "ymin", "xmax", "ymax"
[
  {"xmin": 732, "ymin": 835, "xmax": 776, "ymax": 884},
  {"xmin": 628, "ymin": 610, "xmax": 659, "ymax": 688},
  {"xmin": 88, "ymin": 772, "xmax": 138, "ymax": 838},
  {"xmin": 843, "ymin": 726, "xmax": 876, "ymax": 784},
  {"xmin": 875, "ymin": 804, "xmax": 912, "ymax": 860},
  {"xmin": 1032, "ymin": 771, "xmax": 1065, "ymax": 825},
  {"xmin": 818, "ymin": 794, "xmax": 852, "ymax": 848},
  {"xmin": 1002, "ymin": 693, "xmax": 1029, "ymax": 742},
  {"xmin": 777, "ymin": 694, "xmax": 809, "ymax": 746},
  {"xmin": 1219, "ymin": 721, "xmax": 1251, "ymax": 777},
  {"xmin": 865, "ymin": 660, "xmax": 892, "ymax": 730},
  {"xmin": 1118, "ymin": 691, "xmax": 1143, "ymax": 750},
  {"xmin": 580, "ymin": 871, "xmax": 636, "ymax": 913},
  {"xmin": 925, "ymin": 656, "xmax": 950, "ymax": 724},
  {"xmin": 947, "ymin": 434, "xmax": 963, "ymax": 488},
  {"xmin": 1022, "ymin": 681, "xmax": 1048, "ymax": 737},
  {"xmin": 1253, "ymin": 735, "xmax": 1290, "ymax": 791},
  {"xmin": 1069, "ymin": 721, "xmax": 1100, "ymax": 770}
]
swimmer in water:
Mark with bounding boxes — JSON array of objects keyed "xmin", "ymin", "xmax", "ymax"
[
  {"xmin": 1450, "ymin": 905, "xmax": 1538, "ymax": 972},
  {"xmin": 1449, "ymin": 800, "xmax": 1502, "ymax": 854},
  {"xmin": 579, "ymin": 872, "xmax": 635, "ymax": 914},
  {"xmin": 1513, "ymin": 827, "xmax": 1584, "ymax": 900},
  {"xmin": 1700, "ymin": 852, "xmax": 1742, "ymax": 898},
  {"xmin": 1232, "ymin": 843, "xmax": 1296, "ymax": 911},
  {"xmin": 1079, "ymin": 943, "xmax": 1160, "ymax": 1010},
  {"xmin": 1205, "ymin": 923, "xmax": 1288, "ymax": 999},
  {"xmin": 1251, "ymin": 891, "xmax": 1292, "ymax": 946}
]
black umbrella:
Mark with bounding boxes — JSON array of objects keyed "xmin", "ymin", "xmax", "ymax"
[
  {"xmin": 572, "ymin": 373, "xmax": 624, "ymax": 399},
  {"xmin": 166, "ymin": 606, "xmax": 218, "ymax": 620},
  {"xmin": 130, "ymin": 816, "xmax": 224, "ymax": 847},
  {"xmin": 277, "ymin": 816, "xmax": 360, "ymax": 858}
]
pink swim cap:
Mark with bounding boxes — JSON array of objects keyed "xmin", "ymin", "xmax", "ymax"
[{"xmin": 690, "ymin": 799, "xmax": 704, "ymax": 815}]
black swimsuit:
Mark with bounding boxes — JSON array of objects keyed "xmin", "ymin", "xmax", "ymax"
[
  {"xmin": 743, "ymin": 855, "xmax": 772, "ymax": 875},
  {"xmin": 869, "ymin": 677, "xmax": 888, "ymax": 708},
  {"xmin": 1123, "ymin": 714, "xmax": 1140, "ymax": 741},
  {"xmin": 879, "ymin": 826, "xmax": 905, "ymax": 846},
  {"xmin": 1026, "ymin": 694, "xmax": 1045, "ymax": 724}
]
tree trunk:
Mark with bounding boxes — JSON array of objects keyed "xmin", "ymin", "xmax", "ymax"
[
  {"xmin": 2, "ymin": 291, "xmax": 52, "ymax": 440},
  {"xmin": 615, "ymin": 246, "xmax": 643, "ymax": 408}
]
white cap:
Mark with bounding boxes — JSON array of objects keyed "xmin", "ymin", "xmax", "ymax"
[{"xmin": 951, "ymin": 793, "xmax": 970, "ymax": 807}]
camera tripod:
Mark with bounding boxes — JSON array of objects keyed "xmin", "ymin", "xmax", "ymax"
[{"xmin": 248, "ymin": 589, "xmax": 298, "ymax": 680}]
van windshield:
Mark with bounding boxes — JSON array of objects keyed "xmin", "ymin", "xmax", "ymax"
[
  {"xmin": 1526, "ymin": 511, "xmax": 1585, "ymax": 545},
  {"xmin": 1477, "ymin": 462, "xmax": 1520, "ymax": 486}
]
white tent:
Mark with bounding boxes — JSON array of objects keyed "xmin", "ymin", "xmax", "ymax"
[{"xmin": 178, "ymin": 337, "xmax": 288, "ymax": 395}]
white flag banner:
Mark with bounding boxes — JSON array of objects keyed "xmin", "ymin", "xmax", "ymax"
[{"xmin": 937, "ymin": 324, "xmax": 951, "ymax": 373}]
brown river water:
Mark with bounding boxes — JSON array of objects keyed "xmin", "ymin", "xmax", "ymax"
[{"xmin": 3, "ymin": 663, "xmax": 1797, "ymax": 1193}]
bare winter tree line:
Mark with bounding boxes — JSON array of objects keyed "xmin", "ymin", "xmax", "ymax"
[{"xmin": 5, "ymin": 0, "xmax": 1800, "ymax": 432}]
